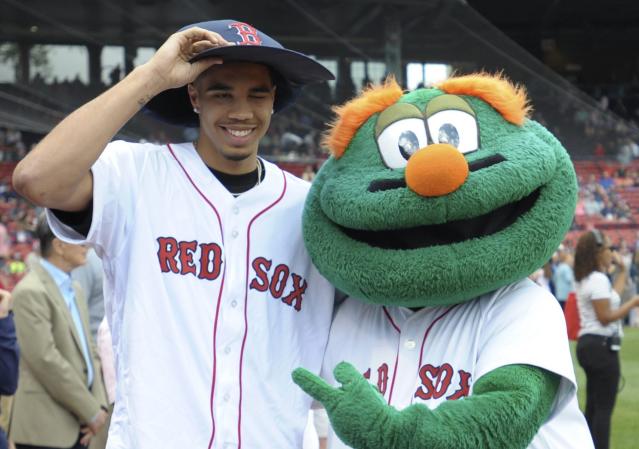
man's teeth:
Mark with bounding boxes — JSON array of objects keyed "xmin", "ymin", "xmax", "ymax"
[{"xmin": 227, "ymin": 129, "xmax": 252, "ymax": 137}]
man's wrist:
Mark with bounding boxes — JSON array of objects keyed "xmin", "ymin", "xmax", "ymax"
[{"xmin": 131, "ymin": 64, "xmax": 170, "ymax": 99}]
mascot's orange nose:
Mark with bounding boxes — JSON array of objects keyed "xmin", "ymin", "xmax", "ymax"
[{"xmin": 405, "ymin": 143, "xmax": 469, "ymax": 197}]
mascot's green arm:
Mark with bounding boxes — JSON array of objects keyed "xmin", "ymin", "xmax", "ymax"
[{"xmin": 293, "ymin": 361, "xmax": 559, "ymax": 449}]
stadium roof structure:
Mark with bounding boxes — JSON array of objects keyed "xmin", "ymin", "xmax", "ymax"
[{"xmin": 1, "ymin": 0, "xmax": 638, "ymax": 84}]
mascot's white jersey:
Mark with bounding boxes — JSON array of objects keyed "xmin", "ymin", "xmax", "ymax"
[
  {"xmin": 47, "ymin": 141, "xmax": 334, "ymax": 449},
  {"xmin": 322, "ymin": 279, "xmax": 593, "ymax": 449}
]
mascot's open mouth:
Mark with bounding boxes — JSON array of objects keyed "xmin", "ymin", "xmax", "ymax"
[{"xmin": 340, "ymin": 188, "xmax": 541, "ymax": 249}]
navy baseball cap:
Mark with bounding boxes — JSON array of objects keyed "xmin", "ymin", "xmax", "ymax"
[{"xmin": 144, "ymin": 19, "xmax": 335, "ymax": 127}]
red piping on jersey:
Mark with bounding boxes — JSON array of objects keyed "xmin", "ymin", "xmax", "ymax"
[
  {"xmin": 382, "ymin": 306, "xmax": 401, "ymax": 333},
  {"xmin": 237, "ymin": 169, "xmax": 288, "ymax": 449},
  {"xmin": 386, "ymin": 349, "xmax": 401, "ymax": 405},
  {"xmin": 166, "ymin": 144, "xmax": 227, "ymax": 449},
  {"xmin": 383, "ymin": 306, "xmax": 402, "ymax": 405},
  {"xmin": 418, "ymin": 306, "xmax": 457, "ymax": 368}
]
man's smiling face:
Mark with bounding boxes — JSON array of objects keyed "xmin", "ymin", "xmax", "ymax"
[{"xmin": 189, "ymin": 61, "xmax": 275, "ymax": 171}]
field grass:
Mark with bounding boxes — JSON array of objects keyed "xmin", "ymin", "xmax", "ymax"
[{"xmin": 570, "ymin": 327, "xmax": 639, "ymax": 449}]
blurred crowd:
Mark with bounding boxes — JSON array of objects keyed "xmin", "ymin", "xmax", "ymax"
[
  {"xmin": 0, "ymin": 128, "xmax": 38, "ymax": 291},
  {"xmin": 0, "ymin": 129, "xmax": 27, "ymax": 164},
  {"xmin": 576, "ymin": 171, "xmax": 635, "ymax": 222},
  {"xmin": 534, "ymin": 89, "xmax": 639, "ymax": 163}
]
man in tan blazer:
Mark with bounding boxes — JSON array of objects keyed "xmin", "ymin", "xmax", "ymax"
[{"xmin": 9, "ymin": 214, "xmax": 108, "ymax": 449}]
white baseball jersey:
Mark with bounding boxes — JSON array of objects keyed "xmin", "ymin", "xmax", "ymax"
[
  {"xmin": 322, "ymin": 279, "xmax": 593, "ymax": 449},
  {"xmin": 47, "ymin": 141, "xmax": 335, "ymax": 449},
  {"xmin": 576, "ymin": 271, "xmax": 623, "ymax": 337}
]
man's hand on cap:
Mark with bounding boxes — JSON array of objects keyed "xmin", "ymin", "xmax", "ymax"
[
  {"xmin": 144, "ymin": 26, "xmax": 232, "ymax": 91},
  {"xmin": 178, "ymin": 27, "xmax": 234, "ymax": 60}
]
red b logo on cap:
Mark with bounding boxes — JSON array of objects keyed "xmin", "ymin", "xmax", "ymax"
[{"xmin": 228, "ymin": 22, "xmax": 262, "ymax": 46}]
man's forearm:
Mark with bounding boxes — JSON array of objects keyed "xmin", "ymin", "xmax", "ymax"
[
  {"xmin": 13, "ymin": 26, "xmax": 227, "ymax": 211},
  {"xmin": 12, "ymin": 64, "xmax": 165, "ymax": 210}
]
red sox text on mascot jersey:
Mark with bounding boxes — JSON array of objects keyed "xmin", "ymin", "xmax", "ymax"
[
  {"xmin": 322, "ymin": 279, "xmax": 593, "ymax": 449},
  {"xmin": 47, "ymin": 141, "xmax": 334, "ymax": 449}
]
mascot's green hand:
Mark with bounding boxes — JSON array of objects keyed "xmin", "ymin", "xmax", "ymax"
[
  {"xmin": 292, "ymin": 361, "xmax": 400, "ymax": 449},
  {"xmin": 294, "ymin": 363, "xmax": 561, "ymax": 449}
]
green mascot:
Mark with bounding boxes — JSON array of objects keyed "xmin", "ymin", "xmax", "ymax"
[{"xmin": 293, "ymin": 73, "xmax": 594, "ymax": 449}]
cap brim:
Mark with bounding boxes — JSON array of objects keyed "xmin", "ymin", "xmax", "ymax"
[
  {"xmin": 144, "ymin": 45, "xmax": 333, "ymax": 127},
  {"xmin": 190, "ymin": 45, "xmax": 335, "ymax": 85}
]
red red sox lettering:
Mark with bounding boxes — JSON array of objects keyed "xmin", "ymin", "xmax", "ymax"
[
  {"xmin": 414, "ymin": 363, "xmax": 471, "ymax": 401},
  {"xmin": 157, "ymin": 237, "xmax": 222, "ymax": 280},
  {"xmin": 156, "ymin": 238, "xmax": 307, "ymax": 311},
  {"xmin": 249, "ymin": 257, "xmax": 307, "ymax": 311},
  {"xmin": 363, "ymin": 363, "xmax": 389, "ymax": 395},
  {"xmin": 363, "ymin": 362, "xmax": 471, "ymax": 401}
]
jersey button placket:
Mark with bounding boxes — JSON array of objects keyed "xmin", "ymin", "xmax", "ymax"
[
  {"xmin": 218, "ymin": 210, "xmax": 245, "ymax": 444},
  {"xmin": 395, "ymin": 316, "xmax": 423, "ymax": 408}
]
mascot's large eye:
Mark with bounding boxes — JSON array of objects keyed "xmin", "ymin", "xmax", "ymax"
[
  {"xmin": 426, "ymin": 110, "xmax": 478, "ymax": 154},
  {"xmin": 377, "ymin": 118, "xmax": 428, "ymax": 169}
]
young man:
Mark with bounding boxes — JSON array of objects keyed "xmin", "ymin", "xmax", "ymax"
[{"xmin": 13, "ymin": 20, "xmax": 335, "ymax": 449}]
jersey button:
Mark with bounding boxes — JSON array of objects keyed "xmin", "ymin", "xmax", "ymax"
[
  {"xmin": 223, "ymin": 392, "xmax": 230, "ymax": 402},
  {"xmin": 231, "ymin": 300, "xmax": 238, "ymax": 307},
  {"xmin": 224, "ymin": 346, "xmax": 231, "ymax": 354},
  {"xmin": 231, "ymin": 230, "xmax": 239, "ymax": 238},
  {"xmin": 404, "ymin": 339, "xmax": 416, "ymax": 350},
  {"xmin": 232, "ymin": 206, "xmax": 239, "ymax": 214}
]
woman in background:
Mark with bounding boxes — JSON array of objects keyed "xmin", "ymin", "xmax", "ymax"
[{"xmin": 573, "ymin": 229, "xmax": 639, "ymax": 449}]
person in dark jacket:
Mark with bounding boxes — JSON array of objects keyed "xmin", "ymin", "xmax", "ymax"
[{"xmin": 0, "ymin": 288, "xmax": 19, "ymax": 449}]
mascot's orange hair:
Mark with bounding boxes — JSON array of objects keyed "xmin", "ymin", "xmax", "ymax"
[
  {"xmin": 323, "ymin": 77, "xmax": 403, "ymax": 159},
  {"xmin": 436, "ymin": 72, "xmax": 531, "ymax": 126},
  {"xmin": 324, "ymin": 72, "xmax": 531, "ymax": 159}
]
